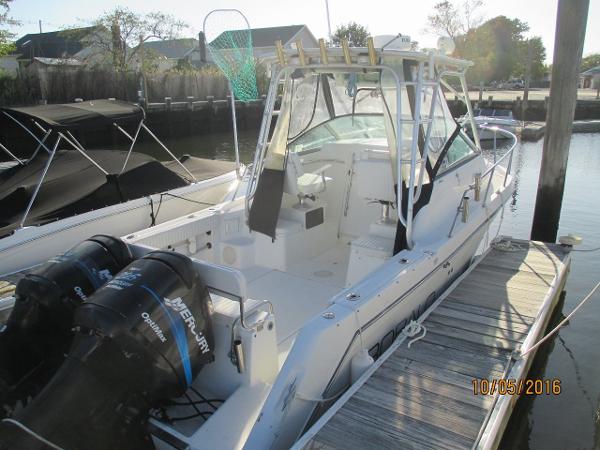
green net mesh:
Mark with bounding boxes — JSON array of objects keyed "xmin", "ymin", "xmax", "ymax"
[{"xmin": 204, "ymin": 10, "xmax": 259, "ymax": 102}]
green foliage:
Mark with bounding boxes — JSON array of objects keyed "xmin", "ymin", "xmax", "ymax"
[
  {"xmin": 515, "ymin": 37, "xmax": 546, "ymax": 81},
  {"xmin": 331, "ymin": 22, "xmax": 369, "ymax": 47},
  {"xmin": 581, "ymin": 53, "xmax": 600, "ymax": 72},
  {"xmin": 454, "ymin": 16, "xmax": 546, "ymax": 83},
  {"xmin": 0, "ymin": 40, "xmax": 14, "ymax": 56},
  {"xmin": 0, "ymin": 0, "xmax": 19, "ymax": 45}
]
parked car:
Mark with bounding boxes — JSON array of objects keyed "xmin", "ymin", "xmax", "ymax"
[{"xmin": 500, "ymin": 78, "xmax": 525, "ymax": 89}]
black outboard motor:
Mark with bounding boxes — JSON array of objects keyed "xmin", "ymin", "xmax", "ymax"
[
  {"xmin": 0, "ymin": 251, "xmax": 214, "ymax": 450},
  {"xmin": 0, "ymin": 235, "xmax": 132, "ymax": 416}
]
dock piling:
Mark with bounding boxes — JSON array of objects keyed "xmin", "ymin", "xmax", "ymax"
[{"xmin": 531, "ymin": 0, "xmax": 590, "ymax": 243}]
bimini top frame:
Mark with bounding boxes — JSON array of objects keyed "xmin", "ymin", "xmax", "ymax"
[
  {"xmin": 246, "ymin": 39, "xmax": 480, "ymax": 250},
  {"xmin": 0, "ymin": 99, "xmax": 200, "ymax": 230}
]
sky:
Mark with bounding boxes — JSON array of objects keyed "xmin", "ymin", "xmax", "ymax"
[{"xmin": 6, "ymin": 0, "xmax": 600, "ymax": 63}]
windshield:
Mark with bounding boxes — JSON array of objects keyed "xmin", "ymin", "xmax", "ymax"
[
  {"xmin": 290, "ymin": 114, "xmax": 387, "ymax": 152},
  {"xmin": 262, "ymin": 66, "xmax": 460, "ymax": 184}
]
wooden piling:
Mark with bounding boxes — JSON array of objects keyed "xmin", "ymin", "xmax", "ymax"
[{"xmin": 531, "ymin": 0, "xmax": 590, "ymax": 242}]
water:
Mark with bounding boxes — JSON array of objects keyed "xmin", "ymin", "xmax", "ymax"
[
  {"xmin": 497, "ymin": 134, "xmax": 600, "ymax": 450},
  {"xmin": 158, "ymin": 131, "xmax": 600, "ymax": 449}
]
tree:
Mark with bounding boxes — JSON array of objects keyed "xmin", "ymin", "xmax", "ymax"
[
  {"xmin": 84, "ymin": 7, "xmax": 187, "ymax": 71},
  {"xmin": 0, "ymin": 41, "xmax": 14, "ymax": 56},
  {"xmin": 426, "ymin": 0, "xmax": 484, "ymax": 39},
  {"xmin": 331, "ymin": 22, "xmax": 369, "ymax": 47},
  {"xmin": 0, "ymin": 0, "xmax": 18, "ymax": 45},
  {"xmin": 516, "ymin": 37, "xmax": 546, "ymax": 81},
  {"xmin": 453, "ymin": 16, "xmax": 545, "ymax": 83},
  {"xmin": 581, "ymin": 53, "xmax": 600, "ymax": 72}
]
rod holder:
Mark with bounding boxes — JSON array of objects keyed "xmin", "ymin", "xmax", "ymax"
[
  {"xmin": 233, "ymin": 339, "xmax": 245, "ymax": 373},
  {"xmin": 341, "ymin": 39, "xmax": 351, "ymax": 65},
  {"xmin": 367, "ymin": 37, "xmax": 377, "ymax": 65},
  {"xmin": 461, "ymin": 196, "xmax": 470, "ymax": 223},
  {"xmin": 474, "ymin": 173, "xmax": 482, "ymax": 202},
  {"xmin": 318, "ymin": 38, "xmax": 329, "ymax": 64},
  {"xmin": 275, "ymin": 40, "xmax": 285, "ymax": 65},
  {"xmin": 295, "ymin": 39, "xmax": 306, "ymax": 65}
]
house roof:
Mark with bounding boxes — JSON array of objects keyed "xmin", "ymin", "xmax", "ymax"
[
  {"xmin": 581, "ymin": 65, "xmax": 600, "ymax": 76},
  {"xmin": 141, "ymin": 38, "xmax": 199, "ymax": 59},
  {"xmin": 15, "ymin": 26, "xmax": 100, "ymax": 60},
  {"xmin": 211, "ymin": 25, "xmax": 307, "ymax": 48}
]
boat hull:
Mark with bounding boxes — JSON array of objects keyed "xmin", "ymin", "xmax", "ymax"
[
  {"xmin": 243, "ymin": 173, "xmax": 512, "ymax": 450},
  {"xmin": 0, "ymin": 171, "xmax": 238, "ymax": 277}
]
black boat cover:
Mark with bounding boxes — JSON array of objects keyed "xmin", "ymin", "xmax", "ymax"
[
  {"xmin": 0, "ymin": 150, "xmax": 235, "ymax": 236},
  {"xmin": 2, "ymin": 100, "xmax": 144, "ymax": 130}
]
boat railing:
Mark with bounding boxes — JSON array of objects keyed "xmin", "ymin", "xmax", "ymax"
[
  {"xmin": 448, "ymin": 125, "xmax": 518, "ymax": 237},
  {"xmin": 4, "ymin": 109, "xmax": 202, "ymax": 230},
  {"xmin": 0, "ymin": 141, "xmax": 25, "ymax": 166}
]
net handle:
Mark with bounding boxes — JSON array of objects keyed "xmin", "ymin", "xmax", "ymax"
[{"xmin": 202, "ymin": 9, "xmax": 252, "ymax": 40}]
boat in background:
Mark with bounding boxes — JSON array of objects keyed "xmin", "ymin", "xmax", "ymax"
[
  {"xmin": 459, "ymin": 108, "xmax": 522, "ymax": 140},
  {"xmin": 0, "ymin": 100, "xmax": 242, "ymax": 277}
]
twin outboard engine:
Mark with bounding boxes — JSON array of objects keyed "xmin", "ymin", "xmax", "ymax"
[
  {"xmin": 0, "ymin": 235, "xmax": 132, "ymax": 416},
  {"xmin": 0, "ymin": 250, "xmax": 215, "ymax": 450}
]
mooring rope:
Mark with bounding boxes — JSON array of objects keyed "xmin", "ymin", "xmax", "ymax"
[
  {"xmin": 149, "ymin": 193, "xmax": 216, "ymax": 226},
  {"xmin": 520, "ymin": 281, "xmax": 600, "ymax": 358},
  {"xmin": 2, "ymin": 418, "xmax": 65, "ymax": 450},
  {"xmin": 401, "ymin": 320, "xmax": 427, "ymax": 348},
  {"xmin": 490, "ymin": 239, "xmax": 525, "ymax": 252}
]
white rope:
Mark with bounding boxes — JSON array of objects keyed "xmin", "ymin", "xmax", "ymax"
[
  {"xmin": 491, "ymin": 239, "xmax": 524, "ymax": 252},
  {"xmin": 2, "ymin": 418, "xmax": 65, "ymax": 450},
  {"xmin": 401, "ymin": 320, "xmax": 427, "ymax": 348},
  {"xmin": 520, "ymin": 281, "xmax": 600, "ymax": 358}
]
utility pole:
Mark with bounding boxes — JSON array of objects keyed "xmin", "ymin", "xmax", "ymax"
[
  {"xmin": 530, "ymin": 0, "xmax": 589, "ymax": 242},
  {"xmin": 522, "ymin": 39, "xmax": 532, "ymax": 117},
  {"xmin": 324, "ymin": 0, "xmax": 332, "ymax": 41}
]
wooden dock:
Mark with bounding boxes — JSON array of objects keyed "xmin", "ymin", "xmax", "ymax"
[{"xmin": 295, "ymin": 238, "xmax": 571, "ymax": 450}]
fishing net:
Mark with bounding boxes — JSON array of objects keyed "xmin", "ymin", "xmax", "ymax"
[{"xmin": 203, "ymin": 9, "xmax": 259, "ymax": 102}]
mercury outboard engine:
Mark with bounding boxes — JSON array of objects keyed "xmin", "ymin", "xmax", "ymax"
[
  {"xmin": 0, "ymin": 251, "xmax": 214, "ymax": 450},
  {"xmin": 0, "ymin": 235, "xmax": 132, "ymax": 416}
]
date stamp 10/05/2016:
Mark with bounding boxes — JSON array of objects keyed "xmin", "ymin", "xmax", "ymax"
[{"xmin": 472, "ymin": 378, "xmax": 561, "ymax": 396}]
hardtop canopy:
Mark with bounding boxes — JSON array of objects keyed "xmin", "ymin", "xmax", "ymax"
[{"xmin": 2, "ymin": 99, "xmax": 145, "ymax": 130}]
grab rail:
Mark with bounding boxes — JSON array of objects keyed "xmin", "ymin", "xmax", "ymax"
[
  {"xmin": 479, "ymin": 125, "xmax": 518, "ymax": 208},
  {"xmin": 448, "ymin": 125, "xmax": 518, "ymax": 237}
]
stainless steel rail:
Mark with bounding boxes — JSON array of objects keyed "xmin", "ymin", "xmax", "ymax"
[{"xmin": 448, "ymin": 125, "xmax": 518, "ymax": 237}]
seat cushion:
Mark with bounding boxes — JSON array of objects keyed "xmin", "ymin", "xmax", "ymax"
[{"xmin": 297, "ymin": 173, "xmax": 331, "ymax": 195}]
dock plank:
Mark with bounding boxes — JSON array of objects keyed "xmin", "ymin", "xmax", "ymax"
[{"xmin": 302, "ymin": 240, "xmax": 570, "ymax": 450}]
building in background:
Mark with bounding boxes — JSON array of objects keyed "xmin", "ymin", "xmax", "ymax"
[
  {"xmin": 580, "ymin": 65, "xmax": 600, "ymax": 89},
  {"xmin": 209, "ymin": 25, "xmax": 318, "ymax": 60},
  {"xmin": 139, "ymin": 38, "xmax": 204, "ymax": 71}
]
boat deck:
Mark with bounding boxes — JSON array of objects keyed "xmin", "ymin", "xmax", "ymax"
[{"xmin": 295, "ymin": 238, "xmax": 571, "ymax": 450}]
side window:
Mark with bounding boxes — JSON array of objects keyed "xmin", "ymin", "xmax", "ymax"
[{"xmin": 441, "ymin": 133, "xmax": 476, "ymax": 170}]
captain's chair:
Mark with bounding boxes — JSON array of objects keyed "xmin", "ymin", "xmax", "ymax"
[{"xmin": 283, "ymin": 152, "xmax": 332, "ymax": 206}]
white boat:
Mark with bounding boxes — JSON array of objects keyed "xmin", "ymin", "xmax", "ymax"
[
  {"xmin": 459, "ymin": 108, "xmax": 521, "ymax": 140},
  {"xmin": 0, "ymin": 40, "xmax": 517, "ymax": 450},
  {"xmin": 0, "ymin": 100, "xmax": 242, "ymax": 277}
]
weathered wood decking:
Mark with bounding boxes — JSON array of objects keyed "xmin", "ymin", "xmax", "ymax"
[{"xmin": 297, "ymin": 238, "xmax": 571, "ymax": 450}]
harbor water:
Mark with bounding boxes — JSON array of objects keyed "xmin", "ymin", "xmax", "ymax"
[{"xmin": 135, "ymin": 131, "xmax": 600, "ymax": 449}]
